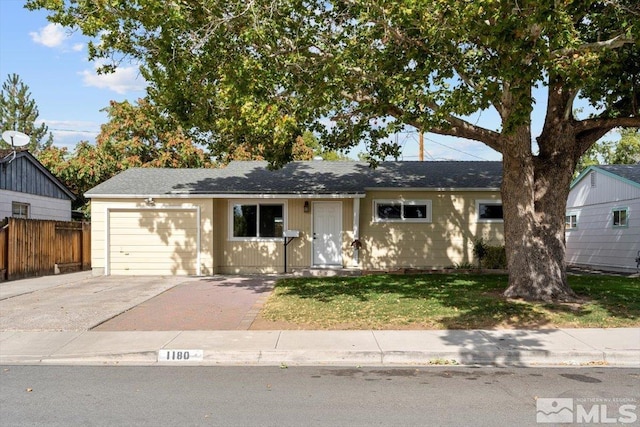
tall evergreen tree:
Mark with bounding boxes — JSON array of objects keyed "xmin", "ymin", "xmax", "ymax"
[{"xmin": 0, "ymin": 73, "xmax": 53, "ymax": 154}]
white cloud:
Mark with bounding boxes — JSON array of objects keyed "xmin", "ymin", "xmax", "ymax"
[
  {"xmin": 79, "ymin": 65, "xmax": 146, "ymax": 94},
  {"xmin": 72, "ymin": 43, "xmax": 84, "ymax": 52},
  {"xmin": 29, "ymin": 23, "xmax": 67, "ymax": 48},
  {"xmin": 39, "ymin": 119, "xmax": 101, "ymax": 149}
]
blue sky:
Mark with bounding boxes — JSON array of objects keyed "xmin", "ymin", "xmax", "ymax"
[
  {"xmin": 0, "ymin": 1, "xmax": 146, "ymax": 150},
  {"xmin": 4, "ymin": 1, "xmax": 602, "ymax": 162}
]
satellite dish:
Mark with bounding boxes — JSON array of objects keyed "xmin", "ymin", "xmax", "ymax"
[{"xmin": 2, "ymin": 130, "xmax": 30, "ymax": 148}]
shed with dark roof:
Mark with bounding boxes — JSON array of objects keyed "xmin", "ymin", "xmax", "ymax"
[{"xmin": 86, "ymin": 160, "xmax": 504, "ymax": 275}]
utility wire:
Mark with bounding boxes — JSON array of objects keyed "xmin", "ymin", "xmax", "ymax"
[{"xmin": 397, "ymin": 129, "xmax": 489, "ymax": 161}]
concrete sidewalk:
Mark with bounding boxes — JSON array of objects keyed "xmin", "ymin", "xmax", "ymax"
[
  {"xmin": 1, "ymin": 273, "xmax": 638, "ymax": 368},
  {"xmin": 1, "ymin": 328, "xmax": 638, "ymax": 367}
]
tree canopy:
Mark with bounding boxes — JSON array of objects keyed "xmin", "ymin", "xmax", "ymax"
[
  {"xmin": 28, "ymin": 0, "xmax": 640, "ymax": 300},
  {"xmin": 27, "ymin": 1, "xmax": 639, "ymax": 162},
  {"xmin": 0, "ymin": 73, "xmax": 53, "ymax": 154},
  {"xmin": 38, "ymin": 98, "xmax": 211, "ymax": 212}
]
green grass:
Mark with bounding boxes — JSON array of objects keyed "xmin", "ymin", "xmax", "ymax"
[{"xmin": 258, "ymin": 273, "xmax": 640, "ymax": 329}]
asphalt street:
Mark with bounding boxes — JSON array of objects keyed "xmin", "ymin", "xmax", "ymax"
[{"xmin": 1, "ymin": 366, "xmax": 638, "ymax": 426}]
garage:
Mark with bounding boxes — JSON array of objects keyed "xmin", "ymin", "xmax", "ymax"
[{"xmin": 107, "ymin": 208, "xmax": 200, "ymax": 276}]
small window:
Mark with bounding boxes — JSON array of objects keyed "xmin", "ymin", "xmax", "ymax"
[
  {"xmin": 477, "ymin": 200, "xmax": 503, "ymax": 222},
  {"xmin": 12, "ymin": 202, "xmax": 29, "ymax": 219},
  {"xmin": 590, "ymin": 172, "xmax": 597, "ymax": 188},
  {"xmin": 232, "ymin": 202, "xmax": 284, "ymax": 239},
  {"xmin": 565, "ymin": 214, "xmax": 578, "ymax": 230},
  {"xmin": 612, "ymin": 207, "xmax": 628, "ymax": 228},
  {"xmin": 374, "ymin": 200, "xmax": 431, "ymax": 222}
]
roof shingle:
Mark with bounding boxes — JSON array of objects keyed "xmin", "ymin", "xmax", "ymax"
[
  {"xmin": 85, "ymin": 161, "xmax": 503, "ymax": 196},
  {"xmin": 598, "ymin": 164, "xmax": 640, "ymax": 185}
]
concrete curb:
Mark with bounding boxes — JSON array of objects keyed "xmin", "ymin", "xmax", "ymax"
[
  {"xmin": 1, "ymin": 350, "xmax": 635, "ymax": 367},
  {"xmin": 1, "ymin": 328, "xmax": 638, "ymax": 368}
]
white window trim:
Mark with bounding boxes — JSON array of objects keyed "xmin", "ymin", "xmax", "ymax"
[
  {"xmin": 228, "ymin": 199, "xmax": 288, "ymax": 241},
  {"xmin": 373, "ymin": 199, "xmax": 432, "ymax": 223},
  {"xmin": 565, "ymin": 212, "xmax": 578, "ymax": 230},
  {"xmin": 612, "ymin": 206, "xmax": 629, "ymax": 229},
  {"xmin": 476, "ymin": 199, "xmax": 504, "ymax": 223}
]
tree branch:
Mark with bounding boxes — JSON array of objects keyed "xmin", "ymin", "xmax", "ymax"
[
  {"xmin": 553, "ymin": 34, "xmax": 635, "ymax": 58},
  {"xmin": 575, "ymin": 116, "xmax": 640, "ymax": 152},
  {"xmin": 431, "ymin": 116, "xmax": 503, "ymax": 152},
  {"xmin": 384, "ymin": 103, "xmax": 502, "ymax": 152}
]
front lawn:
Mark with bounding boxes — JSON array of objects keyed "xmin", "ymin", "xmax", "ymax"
[{"xmin": 253, "ymin": 273, "xmax": 639, "ymax": 329}]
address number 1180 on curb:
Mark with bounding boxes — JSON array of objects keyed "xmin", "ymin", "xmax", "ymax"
[{"xmin": 158, "ymin": 349, "xmax": 204, "ymax": 362}]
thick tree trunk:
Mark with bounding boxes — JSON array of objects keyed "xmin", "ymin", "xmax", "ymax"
[{"xmin": 501, "ymin": 132, "xmax": 578, "ymax": 302}]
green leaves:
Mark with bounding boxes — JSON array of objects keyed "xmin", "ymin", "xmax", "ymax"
[{"xmin": 26, "ymin": 0, "xmax": 639, "ymax": 163}]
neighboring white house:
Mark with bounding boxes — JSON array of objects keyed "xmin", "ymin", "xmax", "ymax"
[
  {"xmin": 566, "ymin": 164, "xmax": 640, "ymax": 273},
  {"xmin": 0, "ymin": 150, "xmax": 76, "ymax": 222}
]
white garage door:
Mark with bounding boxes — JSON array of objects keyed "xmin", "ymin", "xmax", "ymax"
[{"xmin": 108, "ymin": 208, "xmax": 199, "ymax": 275}]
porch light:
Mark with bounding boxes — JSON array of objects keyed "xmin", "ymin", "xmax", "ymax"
[{"xmin": 304, "ymin": 201, "xmax": 310, "ymax": 213}]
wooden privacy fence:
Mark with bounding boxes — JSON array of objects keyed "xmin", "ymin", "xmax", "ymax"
[{"xmin": 0, "ymin": 218, "xmax": 91, "ymax": 281}]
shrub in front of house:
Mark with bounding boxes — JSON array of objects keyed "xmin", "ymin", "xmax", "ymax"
[{"xmin": 473, "ymin": 238, "xmax": 507, "ymax": 270}]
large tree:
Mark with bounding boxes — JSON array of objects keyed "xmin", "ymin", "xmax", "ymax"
[
  {"xmin": 0, "ymin": 73, "xmax": 53, "ymax": 154},
  {"xmin": 28, "ymin": 0, "xmax": 640, "ymax": 301},
  {"xmin": 39, "ymin": 98, "xmax": 211, "ymax": 211}
]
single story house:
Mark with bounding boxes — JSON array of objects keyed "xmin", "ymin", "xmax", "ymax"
[
  {"xmin": 85, "ymin": 160, "xmax": 504, "ymax": 276},
  {"xmin": 0, "ymin": 149, "xmax": 76, "ymax": 221},
  {"xmin": 566, "ymin": 164, "xmax": 640, "ymax": 273}
]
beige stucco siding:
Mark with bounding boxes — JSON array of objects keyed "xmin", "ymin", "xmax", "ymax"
[
  {"xmin": 90, "ymin": 198, "xmax": 214, "ymax": 276},
  {"xmin": 358, "ymin": 191, "xmax": 503, "ymax": 270}
]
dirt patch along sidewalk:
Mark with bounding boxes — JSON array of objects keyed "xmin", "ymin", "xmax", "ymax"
[{"xmin": 92, "ymin": 277, "xmax": 274, "ymax": 331}]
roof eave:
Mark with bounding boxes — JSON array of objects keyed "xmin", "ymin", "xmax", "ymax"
[
  {"xmin": 365, "ymin": 187, "xmax": 501, "ymax": 192},
  {"xmin": 85, "ymin": 192, "xmax": 367, "ymax": 199}
]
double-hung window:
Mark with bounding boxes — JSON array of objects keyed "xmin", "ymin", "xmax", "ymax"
[
  {"xmin": 612, "ymin": 207, "xmax": 628, "ymax": 228},
  {"xmin": 374, "ymin": 200, "xmax": 432, "ymax": 222},
  {"xmin": 231, "ymin": 202, "xmax": 285, "ymax": 239}
]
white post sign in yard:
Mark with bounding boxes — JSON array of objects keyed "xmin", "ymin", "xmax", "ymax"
[{"xmin": 158, "ymin": 349, "xmax": 204, "ymax": 363}]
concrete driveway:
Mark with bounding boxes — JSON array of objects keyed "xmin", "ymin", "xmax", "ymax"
[{"xmin": 0, "ymin": 273, "xmax": 274, "ymax": 332}]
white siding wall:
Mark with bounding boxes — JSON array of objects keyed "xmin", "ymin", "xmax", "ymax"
[
  {"xmin": 566, "ymin": 170, "xmax": 640, "ymax": 272},
  {"xmin": 568, "ymin": 170, "xmax": 640, "ymax": 207},
  {"xmin": 0, "ymin": 189, "xmax": 72, "ymax": 221}
]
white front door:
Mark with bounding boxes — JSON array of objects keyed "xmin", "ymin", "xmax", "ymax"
[{"xmin": 312, "ymin": 201, "xmax": 342, "ymax": 266}]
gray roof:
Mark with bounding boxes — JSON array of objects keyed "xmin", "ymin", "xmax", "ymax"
[
  {"xmin": 597, "ymin": 164, "xmax": 640, "ymax": 185},
  {"xmin": 85, "ymin": 161, "xmax": 503, "ymax": 197}
]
